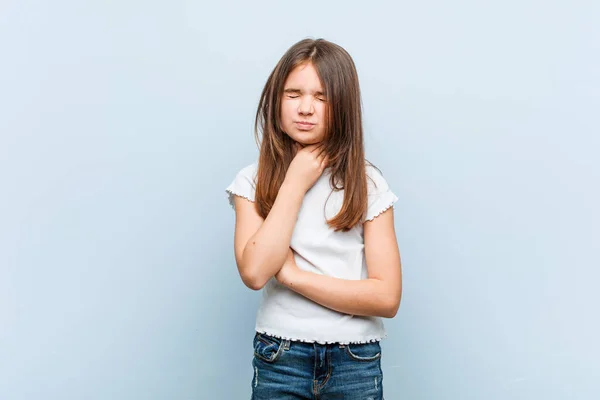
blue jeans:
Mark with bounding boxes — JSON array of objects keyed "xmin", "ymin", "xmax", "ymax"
[{"xmin": 251, "ymin": 332, "xmax": 384, "ymax": 399}]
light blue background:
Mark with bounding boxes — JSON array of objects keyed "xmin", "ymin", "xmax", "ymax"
[{"xmin": 1, "ymin": 1, "xmax": 598, "ymax": 399}]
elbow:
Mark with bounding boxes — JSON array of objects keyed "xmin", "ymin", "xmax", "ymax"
[
  {"xmin": 243, "ymin": 275, "xmax": 266, "ymax": 291},
  {"xmin": 382, "ymin": 305, "xmax": 399, "ymax": 318},
  {"xmin": 381, "ymin": 295, "xmax": 401, "ymax": 318},
  {"xmin": 240, "ymin": 266, "xmax": 268, "ymax": 291},
  {"xmin": 238, "ymin": 248, "xmax": 279, "ymax": 291},
  {"xmin": 381, "ymin": 303, "xmax": 399, "ymax": 318}
]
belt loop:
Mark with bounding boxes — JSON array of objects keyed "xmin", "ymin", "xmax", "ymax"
[{"xmin": 283, "ymin": 339, "xmax": 291, "ymax": 350}]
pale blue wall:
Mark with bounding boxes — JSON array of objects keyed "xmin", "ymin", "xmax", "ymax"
[{"xmin": 1, "ymin": 1, "xmax": 598, "ymax": 399}]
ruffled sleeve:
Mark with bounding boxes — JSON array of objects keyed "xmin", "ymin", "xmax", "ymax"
[
  {"xmin": 365, "ymin": 164, "xmax": 398, "ymax": 221},
  {"xmin": 225, "ymin": 162, "xmax": 258, "ymax": 210}
]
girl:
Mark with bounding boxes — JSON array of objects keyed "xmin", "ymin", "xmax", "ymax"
[{"xmin": 226, "ymin": 38, "xmax": 402, "ymax": 400}]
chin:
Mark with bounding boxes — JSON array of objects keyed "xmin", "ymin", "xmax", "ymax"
[
  {"xmin": 295, "ymin": 138, "xmax": 314, "ymax": 145},
  {"xmin": 285, "ymin": 130, "xmax": 324, "ymax": 146},
  {"xmin": 292, "ymin": 136, "xmax": 323, "ymax": 146}
]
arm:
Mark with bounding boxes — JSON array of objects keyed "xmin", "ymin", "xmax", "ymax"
[
  {"xmin": 233, "ymin": 182, "xmax": 304, "ymax": 291},
  {"xmin": 276, "ymin": 207, "xmax": 402, "ymax": 318},
  {"xmin": 233, "ymin": 144, "xmax": 328, "ymax": 291}
]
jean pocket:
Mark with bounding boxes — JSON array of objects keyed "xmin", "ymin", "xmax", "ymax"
[
  {"xmin": 344, "ymin": 341, "xmax": 382, "ymax": 362},
  {"xmin": 253, "ymin": 332, "xmax": 284, "ymax": 363}
]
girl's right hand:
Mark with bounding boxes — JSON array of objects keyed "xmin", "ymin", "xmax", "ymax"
[{"xmin": 285, "ymin": 142, "xmax": 328, "ymax": 193}]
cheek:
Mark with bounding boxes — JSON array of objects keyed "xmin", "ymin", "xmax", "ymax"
[
  {"xmin": 316, "ymin": 104, "xmax": 328, "ymax": 123},
  {"xmin": 281, "ymin": 102, "xmax": 295, "ymax": 120}
]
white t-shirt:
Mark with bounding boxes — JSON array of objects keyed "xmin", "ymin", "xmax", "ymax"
[{"xmin": 225, "ymin": 161, "xmax": 398, "ymax": 344}]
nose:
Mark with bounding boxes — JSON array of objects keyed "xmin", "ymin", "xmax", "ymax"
[{"xmin": 298, "ymin": 96, "xmax": 314, "ymax": 115}]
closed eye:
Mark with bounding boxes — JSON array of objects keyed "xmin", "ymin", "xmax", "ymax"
[{"xmin": 286, "ymin": 95, "xmax": 326, "ymax": 101}]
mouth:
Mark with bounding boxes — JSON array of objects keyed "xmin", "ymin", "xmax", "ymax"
[{"xmin": 294, "ymin": 121, "xmax": 316, "ymax": 128}]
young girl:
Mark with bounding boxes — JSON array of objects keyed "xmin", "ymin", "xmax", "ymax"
[{"xmin": 226, "ymin": 38, "xmax": 402, "ymax": 400}]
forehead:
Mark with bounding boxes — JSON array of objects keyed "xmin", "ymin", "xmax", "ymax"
[{"xmin": 284, "ymin": 62, "xmax": 324, "ymax": 90}]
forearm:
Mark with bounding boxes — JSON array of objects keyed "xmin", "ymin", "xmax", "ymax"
[
  {"xmin": 242, "ymin": 180, "xmax": 304, "ymax": 287},
  {"xmin": 286, "ymin": 271, "xmax": 400, "ymax": 318}
]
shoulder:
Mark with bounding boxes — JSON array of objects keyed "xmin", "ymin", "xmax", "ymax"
[
  {"xmin": 365, "ymin": 161, "xmax": 390, "ymax": 195},
  {"xmin": 364, "ymin": 161, "xmax": 398, "ymax": 221},
  {"xmin": 236, "ymin": 161, "xmax": 258, "ymax": 180},
  {"xmin": 225, "ymin": 161, "xmax": 258, "ymax": 209},
  {"xmin": 230, "ymin": 161, "xmax": 259, "ymax": 188}
]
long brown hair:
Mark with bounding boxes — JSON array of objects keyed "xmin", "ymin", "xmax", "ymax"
[{"xmin": 254, "ymin": 38, "xmax": 373, "ymax": 232}]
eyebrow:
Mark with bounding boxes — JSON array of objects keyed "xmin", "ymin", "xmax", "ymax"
[{"xmin": 283, "ymin": 88, "xmax": 326, "ymax": 96}]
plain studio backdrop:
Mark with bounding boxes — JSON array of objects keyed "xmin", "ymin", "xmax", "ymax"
[{"xmin": 0, "ymin": 1, "xmax": 598, "ymax": 399}]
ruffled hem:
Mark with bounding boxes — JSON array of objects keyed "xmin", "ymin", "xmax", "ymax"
[
  {"xmin": 255, "ymin": 329, "xmax": 388, "ymax": 345},
  {"xmin": 365, "ymin": 191, "xmax": 399, "ymax": 222},
  {"xmin": 225, "ymin": 189, "xmax": 254, "ymax": 210}
]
